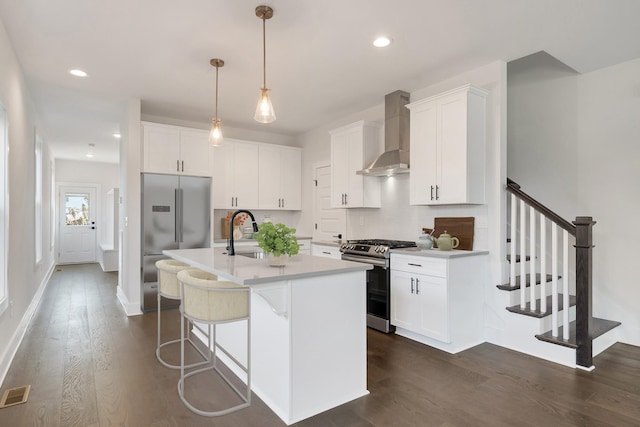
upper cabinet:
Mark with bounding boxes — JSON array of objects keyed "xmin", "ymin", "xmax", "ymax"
[
  {"xmin": 142, "ymin": 122, "xmax": 212, "ymax": 177},
  {"xmin": 407, "ymin": 84, "xmax": 487, "ymax": 205},
  {"xmin": 212, "ymin": 139, "xmax": 259, "ymax": 210},
  {"xmin": 258, "ymin": 145, "xmax": 302, "ymax": 210},
  {"xmin": 329, "ymin": 121, "xmax": 383, "ymax": 208}
]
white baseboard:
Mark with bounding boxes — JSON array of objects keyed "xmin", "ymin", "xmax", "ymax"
[
  {"xmin": 116, "ymin": 285, "xmax": 142, "ymax": 316},
  {"xmin": 0, "ymin": 262, "xmax": 55, "ymax": 387}
]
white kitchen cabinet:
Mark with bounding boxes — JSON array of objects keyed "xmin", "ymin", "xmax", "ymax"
[
  {"xmin": 212, "ymin": 139, "xmax": 259, "ymax": 209},
  {"xmin": 311, "ymin": 243, "xmax": 342, "ymax": 260},
  {"xmin": 297, "ymin": 238, "xmax": 311, "ymax": 255},
  {"xmin": 390, "ymin": 259, "xmax": 449, "ymax": 342},
  {"xmin": 258, "ymin": 145, "xmax": 302, "ymax": 210},
  {"xmin": 390, "ymin": 251, "xmax": 488, "ymax": 353},
  {"xmin": 406, "ymin": 84, "xmax": 487, "ymax": 205},
  {"xmin": 329, "ymin": 121, "xmax": 382, "ymax": 208},
  {"xmin": 142, "ymin": 122, "xmax": 212, "ymax": 176}
]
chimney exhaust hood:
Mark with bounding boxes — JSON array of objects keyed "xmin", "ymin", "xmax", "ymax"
[{"xmin": 357, "ymin": 90, "xmax": 410, "ymax": 176}]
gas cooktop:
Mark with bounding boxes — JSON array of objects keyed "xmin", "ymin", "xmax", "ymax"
[{"xmin": 340, "ymin": 239, "xmax": 417, "ymax": 258}]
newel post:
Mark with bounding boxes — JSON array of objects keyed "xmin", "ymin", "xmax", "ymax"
[{"xmin": 573, "ymin": 216, "xmax": 596, "ymax": 368}]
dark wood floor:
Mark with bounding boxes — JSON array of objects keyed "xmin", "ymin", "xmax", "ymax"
[{"xmin": 1, "ymin": 264, "xmax": 639, "ymax": 426}]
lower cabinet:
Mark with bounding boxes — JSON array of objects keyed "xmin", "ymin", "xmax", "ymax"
[
  {"xmin": 390, "ymin": 262, "xmax": 449, "ymax": 343},
  {"xmin": 390, "ymin": 252, "xmax": 488, "ymax": 353},
  {"xmin": 311, "ymin": 243, "xmax": 342, "ymax": 260}
]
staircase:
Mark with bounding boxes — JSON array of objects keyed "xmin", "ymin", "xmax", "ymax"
[{"xmin": 500, "ymin": 179, "xmax": 620, "ymax": 370}]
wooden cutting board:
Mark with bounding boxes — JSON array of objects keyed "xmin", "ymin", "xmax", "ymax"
[{"xmin": 432, "ymin": 217, "xmax": 475, "ymax": 250}]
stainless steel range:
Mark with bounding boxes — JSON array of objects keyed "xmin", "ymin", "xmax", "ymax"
[{"xmin": 340, "ymin": 239, "xmax": 417, "ymax": 333}]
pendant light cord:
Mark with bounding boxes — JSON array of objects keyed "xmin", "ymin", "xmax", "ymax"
[
  {"xmin": 262, "ymin": 16, "xmax": 266, "ymax": 89},
  {"xmin": 215, "ymin": 64, "xmax": 219, "ymax": 120}
]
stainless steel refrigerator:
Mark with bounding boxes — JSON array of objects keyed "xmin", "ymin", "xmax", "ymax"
[{"xmin": 141, "ymin": 173, "xmax": 211, "ymax": 312}]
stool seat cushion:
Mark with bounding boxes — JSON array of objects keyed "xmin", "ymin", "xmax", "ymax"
[
  {"xmin": 177, "ymin": 269, "xmax": 249, "ymax": 322},
  {"xmin": 156, "ymin": 260, "xmax": 193, "ymax": 298}
]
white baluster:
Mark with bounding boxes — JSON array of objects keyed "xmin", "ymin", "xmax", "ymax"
[
  {"xmin": 563, "ymin": 230, "xmax": 570, "ymax": 340},
  {"xmin": 551, "ymin": 224, "xmax": 558, "ymax": 337},
  {"xmin": 520, "ymin": 200, "xmax": 527, "ymax": 309},
  {"xmin": 540, "ymin": 214, "xmax": 547, "ymax": 314},
  {"xmin": 530, "ymin": 206, "xmax": 536, "ymax": 312},
  {"xmin": 510, "ymin": 194, "xmax": 516, "ymax": 289}
]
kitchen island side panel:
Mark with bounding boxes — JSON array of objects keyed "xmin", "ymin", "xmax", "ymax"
[{"xmin": 290, "ymin": 270, "xmax": 368, "ymax": 423}]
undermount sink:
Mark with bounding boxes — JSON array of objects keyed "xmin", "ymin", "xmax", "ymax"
[{"xmin": 236, "ymin": 251, "xmax": 266, "ymax": 259}]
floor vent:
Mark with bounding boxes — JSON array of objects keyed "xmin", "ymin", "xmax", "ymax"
[{"xmin": 0, "ymin": 385, "xmax": 30, "ymax": 408}]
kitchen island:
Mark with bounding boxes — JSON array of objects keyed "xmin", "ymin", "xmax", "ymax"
[{"xmin": 163, "ymin": 247, "xmax": 371, "ymax": 425}]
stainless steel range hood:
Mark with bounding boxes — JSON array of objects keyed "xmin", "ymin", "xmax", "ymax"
[{"xmin": 357, "ymin": 90, "xmax": 410, "ymax": 176}]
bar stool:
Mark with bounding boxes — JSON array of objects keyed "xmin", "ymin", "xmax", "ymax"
[
  {"xmin": 155, "ymin": 260, "xmax": 211, "ymax": 370},
  {"xmin": 176, "ymin": 268, "xmax": 251, "ymax": 417}
]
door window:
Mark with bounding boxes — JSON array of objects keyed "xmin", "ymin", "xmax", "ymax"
[{"xmin": 65, "ymin": 193, "xmax": 90, "ymax": 226}]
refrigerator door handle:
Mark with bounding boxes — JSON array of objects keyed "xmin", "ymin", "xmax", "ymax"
[
  {"xmin": 174, "ymin": 189, "xmax": 180, "ymax": 243},
  {"xmin": 177, "ymin": 188, "xmax": 184, "ymax": 243}
]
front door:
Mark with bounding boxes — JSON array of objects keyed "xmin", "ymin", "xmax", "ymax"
[{"xmin": 59, "ymin": 186, "xmax": 97, "ymax": 264}]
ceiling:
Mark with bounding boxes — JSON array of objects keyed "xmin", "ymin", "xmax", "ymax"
[{"xmin": 1, "ymin": 0, "xmax": 640, "ymax": 164}]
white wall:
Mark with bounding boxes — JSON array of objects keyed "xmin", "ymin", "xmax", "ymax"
[
  {"xmin": 508, "ymin": 53, "xmax": 640, "ymax": 345},
  {"xmin": 55, "ymin": 159, "xmax": 119, "ymax": 245},
  {"xmin": 0, "ymin": 18, "xmax": 55, "ymax": 383}
]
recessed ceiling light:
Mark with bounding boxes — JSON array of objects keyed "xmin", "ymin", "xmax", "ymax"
[
  {"xmin": 113, "ymin": 133, "xmax": 121, "ymax": 138},
  {"xmin": 69, "ymin": 69, "xmax": 88, "ymax": 77},
  {"xmin": 373, "ymin": 37, "xmax": 391, "ymax": 48}
]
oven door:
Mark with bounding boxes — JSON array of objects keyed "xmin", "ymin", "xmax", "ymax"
[{"xmin": 341, "ymin": 253, "xmax": 395, "ymax": 333}]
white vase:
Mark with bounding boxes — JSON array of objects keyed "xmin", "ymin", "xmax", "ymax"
[
  {"xmin": 267, "ymin": 253, "xmax": 289, "ymax": 267},
  {"xmin": 233, "ymin": 226, "xmax": 243, "ymax": 240}
]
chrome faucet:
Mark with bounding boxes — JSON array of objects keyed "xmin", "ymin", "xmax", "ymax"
[{"xmin": 227, "ymin": 210, "xmax": 259, "ymax": 256}]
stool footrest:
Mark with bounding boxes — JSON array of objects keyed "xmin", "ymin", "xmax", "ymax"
[{"xmin": 156, "ymin": 337, "xmax": 209, "ymax": 370}]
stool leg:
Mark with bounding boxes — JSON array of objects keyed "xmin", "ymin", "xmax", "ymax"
[
  {"xmin": 156, "ymin": 291, "xmax": 161, "ymax": 357},
  {"xmin": 179, "ymin": 307, "xmax": 185, "ymax": 397}
]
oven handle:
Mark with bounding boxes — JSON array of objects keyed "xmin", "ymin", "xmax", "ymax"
[{"xmin": 341, "ymin": 254, "xmax": 388, "ymax": 268}]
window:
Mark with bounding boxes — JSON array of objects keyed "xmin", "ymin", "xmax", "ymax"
[
  {"xmin": 35, "ymin": 132, "xmax": 43, "ymax": 265},
  {"xmin": 0, "ymin": 103, "xmax": 8, "ymax": 314}
]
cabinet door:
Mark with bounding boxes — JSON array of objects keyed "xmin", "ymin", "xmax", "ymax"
[
  {"xmin": 258, "ymin": 144, "xmax": 281, "ymax": 209},
  {"xmin": 233, "ymin": 141, "xmax": 259, "ymax": 209},
  {"xmin": 345, "ymin": 126, "xmax": 364, "ymax": 207},
  {"xmin": 180, "ymin": 129, "xmax": 212, "ymax": 177},
  {"xmin": 143, "ymin": 125, "xmax": 181, "ymax": 174},
  {"xmin": 409, "ymin": 102, "xmax": 438, "ymax": 205},
  {"xmin": 416, "ymin": 274, "xmax": 450, "ymax": 342},
  {"xmin": 437, "ymin": 94, "xmax": 467, "ymax": 204},
  {"xmin": 390, "ymin": 270, "xmax": 420, "ymax": 331},
  {"xmin": 212, "ymin": 141, "xmax": 235, "ymax": 209},
  {"xmin": 280, "ymin": 147, "xmax": 301, "ymax": 210},
  {"xmin": 330, "ymin": 134, "xmax": 349, "ymax": 208}
]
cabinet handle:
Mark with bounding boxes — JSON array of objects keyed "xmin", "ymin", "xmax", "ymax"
[
  {"xmin": 231, "ymin": 197, "xmax": 234, "ymax": 207},
  {"xmin": 435, "ymin": 185, "xmax": 439, "ymax": 200},
  {"xmin": 235, "ymin": 197, "xmax": 238, "ymax": 206},
  {"xmin": 430, "ymin": 185, "xmax": 434, "ymax": 200},
  {"xmin": 322, "ymin": 251, "xmax": 331, "ymax": 255},
  {"xmin": 177, "ymin": 160, "xmax": 180, "ymax": 172},
  {"xmin": 408, "ymin": 263, "xmax": 422, "ymax": 267},
  {"xmin": 345, "ymin": 193, "xmax": 348, "ymax": 205},
  {"xmin": 415, "ymin": 278, "xmax": 420, "ymax": 294},
  {"xmin": 410, "ymin": 277, "xmax": 414, "ymax": 294},
  {"xmin": 181, "ymin": 160, "xmax": 184, "ymax": 172},
  {"xmin": 282, "ymin": 198, "xmax": 285, "ymax": 208}
]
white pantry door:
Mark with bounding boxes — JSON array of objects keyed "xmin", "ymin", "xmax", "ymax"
[
  {"xmin": 58, "ymin": 186, "xmax": 97, "ymax": 264},
  {"xmin": 313, "ymin": 165, "xmax": 346, "ymax": 241}
]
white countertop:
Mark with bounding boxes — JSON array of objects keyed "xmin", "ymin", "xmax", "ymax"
[
  {"xmin": 163, "ymin": 247, "xmax": 371, "ymax": 285},
  {"xmin": 212, "ymin": 235, "xmax": 312, "ymax": 245},
  {"xmin": 390, "ymin": 247, "xmax": 489, "ymax": 258}
]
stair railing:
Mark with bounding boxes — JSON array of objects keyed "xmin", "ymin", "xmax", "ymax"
[{"xmin": 506, "ymin": 178, "xmax": 596, "ymax": 368}]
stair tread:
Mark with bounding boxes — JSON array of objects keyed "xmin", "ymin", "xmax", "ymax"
[
  {"xmin": 497, "ymin": 273, "xmax": 559, "ymax": 291},
  {"xmin": 506, "ymin": 294, "xmax": 576, "ymax": 318},
  {"xmin": 535, "ymin": 318, "xmax": 622, "ymax": 349},
  {"xmin": 506, "ymin": 254, "xmax": 531, "ymax": 263}
]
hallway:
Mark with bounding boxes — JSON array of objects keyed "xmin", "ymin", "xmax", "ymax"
[{"xmin": 0, "ymin": 264, "xmax": 639, "ymax": 426}]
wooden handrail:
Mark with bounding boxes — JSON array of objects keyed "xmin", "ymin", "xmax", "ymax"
[{"xmin": 506, "ymin": 178, "xmax": 576, "ymax": 236}]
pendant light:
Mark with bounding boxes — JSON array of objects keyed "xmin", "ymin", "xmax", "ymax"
[
  {"xmin": 209, "ymin": 58, "xmax": 224, "ymax": 146},
  {"xmin": 254, "ymin": 5, "xmax": 276, "ymax": 123}
]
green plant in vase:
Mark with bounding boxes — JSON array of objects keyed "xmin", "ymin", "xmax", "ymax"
[{"xmin": 255, "ymin": 222, "xmax": 299, "ymax": 266}]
